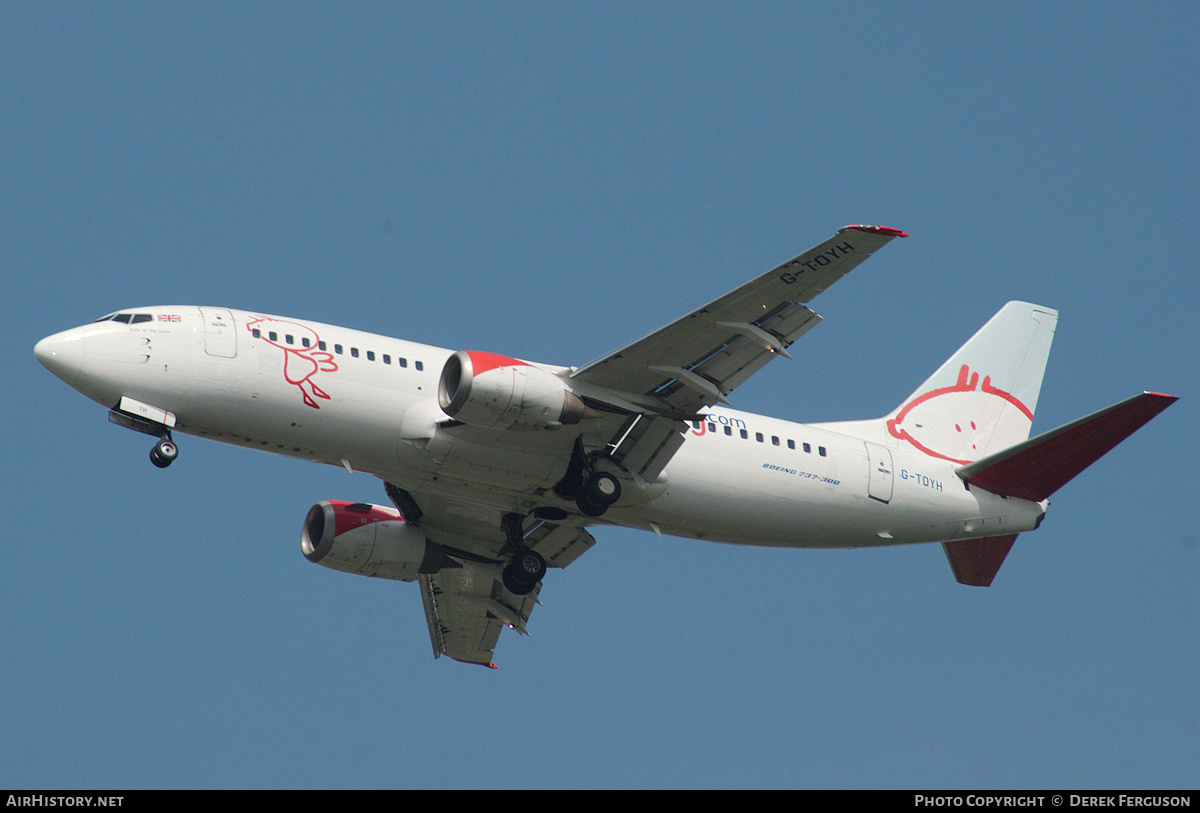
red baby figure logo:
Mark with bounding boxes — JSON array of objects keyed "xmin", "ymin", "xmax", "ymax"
[
  {"xmin": 246, "ymin": 316, "xmax": 338, "ymax": 409},
  {"xmin": 886, "ymin": 364, "xmax": 1033, "ymax": 464}
]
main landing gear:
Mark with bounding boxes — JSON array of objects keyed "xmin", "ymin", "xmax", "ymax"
[
  {"xmin": 500, "ymin": 512, "xmax": 546, "ymax": 596},
  {"xmin": 553, "ymin": 439, "xmax": 624, "ymax": 518},
  {"xmin": 502, "ymin": 547, "xmax": 547, "ymax": 596},
  {"xmin": 575, "ymin": 470, "xmax": 622, "ymax": 517},
  {"xmin": 500, "ymin": 467, "xmax": 623, "ymax": 595},
  {"xmin": 149, "ymin": 434, "xmax": 178, "ymax": 468}
]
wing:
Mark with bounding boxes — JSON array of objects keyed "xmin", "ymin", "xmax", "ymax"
[
  {"xmin": 390, "ymin": 227, "xmax": 905, "ymax": 662},
  {"xmin": 570, "ymin": 225, "xmax": 907, "ymax": 480},
  {"xmin": 387, "ymin": 483, "xmax": 595, "ymax": 667},
  {"xmin": 419, "ymin": 568, "xmax": 541, "ymax": 668}
]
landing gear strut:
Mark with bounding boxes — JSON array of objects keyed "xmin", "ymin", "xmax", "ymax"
[{"xmin": 149, "ymin": 435, "xmax": 178, "ymax": 468}]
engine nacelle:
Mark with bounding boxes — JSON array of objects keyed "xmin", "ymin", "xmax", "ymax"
[
  {"xmin": 438, "ymin": 350, "xmax": 587, "ymax": 430},
  {"xmin": 301, "ymin": 501, "xmax": 447, "ymax": 582}
]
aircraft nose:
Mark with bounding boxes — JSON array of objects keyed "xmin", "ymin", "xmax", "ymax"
[{"xmin": 34, "ymin": 330, "xmax": 84, "ymax": 386}]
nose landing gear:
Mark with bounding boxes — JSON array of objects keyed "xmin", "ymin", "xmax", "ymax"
[
  {"xmin": 108, "ymin": 398, "xmax": 180, "ymax": 469},
  {"xmin": 150, "ymin": 435, "xmax": 178, "ymax": 468}
]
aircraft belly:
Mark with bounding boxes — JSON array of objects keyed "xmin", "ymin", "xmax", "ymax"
[
  {"xmin": 633, "ymin": 451, "xmax": 891, "ymax": 547},
  {"xmin": 382, "ymin": 442, "xmax": 568, "ymax": 514},
  {"xmin": 628, "ymin": 431, "xmax": 1045, "ymax": 549}
]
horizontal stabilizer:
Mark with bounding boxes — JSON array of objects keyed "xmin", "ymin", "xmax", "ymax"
[
  {"xmin": 942, "ymin": 534, "xmax": 1019, "ymax": 587},
  {"xmin": 956, "ymin": 392, "xmax": 1177, "ymax": 502}
]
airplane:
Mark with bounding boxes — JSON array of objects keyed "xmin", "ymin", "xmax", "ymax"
[{"xmin": 34, "ymin": 225, "xmax": 1176, "ymax": 667}]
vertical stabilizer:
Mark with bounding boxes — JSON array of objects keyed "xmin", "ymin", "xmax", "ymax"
[{"xmin": 882, "ymin": 302, "xmax": 1058, "ymax": 465}]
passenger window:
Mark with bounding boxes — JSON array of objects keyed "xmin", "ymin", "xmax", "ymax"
[
  {"xmin": 252, "ymin": 329, "xmax": 261, "ymax": 339},
  {"xmin": 803, "ymin": 443, "xmax": 811, "ymax": 453},
  {"xmin": 269, "ymin": 332, "xmax": 277, "ymax": 342},
  {"xmin": 787, "ymin": 439, "xmax": 795, "ymax": 450},
  {"xmin": 739, "ymin": 429, "xmax": 748, "ymax": 439},
  {"xmin": 398, "ymin": 358, "xmax": 407, "ymax": 368},
  {"xmin": 818, "ymin": 446, "xmax": 827, "ymax": 457},
  {"xmin": 724, "ymin": 426, "xmax": 732, "ymax": 436},
  {"xmin": 351, "ymin": 347, "xmax": 359, "ymax": 358},
  {"xmin": 335, "ymin": 344, "xmax": 343, "ymax": 355},
  {"xmin": 755, "ymin": 432, "xmax": 763, "ymax": 442},
  {"xmin": 367, "ymin": 351, "xmax": 375, "ymax": 361},
  {"xmin": 415, "ymin": 361, "xmax": 424, "ymax": 371},
  {"xmin": 286, "ymin": 335, "xmax": 294, "ymax": 345},
  {"xmin": 302, "ymin": 337, "xmax": 310, "ymax": 348},
  {"xmin": 707, "ymin": 423, "xmax": 716, "ymax": 433},
  {"xmin": 772, "ymin": 436, "xmax": 780, "ymax": 446},
  {"xmin": 383, "ymin": 354, "xmax": 391, "ymax": 364}
]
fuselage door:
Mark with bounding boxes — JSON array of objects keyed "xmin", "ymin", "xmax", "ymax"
[
  {"xmin": 199, "ymin": 307, "xmax": 237, "ymax": 358},
  {"xmin": 864, "ymin": 442, "xmax": 894, "ymax": 503}
]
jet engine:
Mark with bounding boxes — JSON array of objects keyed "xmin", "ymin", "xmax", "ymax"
[
  {"xmin": 438, "ymin": 350, "xmax": 587, "ymax": 430},
  {"xmin": 301, "ymin": 501, "xmax": 451, "ymax": 581}
]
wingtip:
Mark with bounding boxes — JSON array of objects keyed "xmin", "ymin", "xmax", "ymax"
[{"xmin": 844, "ymin": 224, "xmax": 909, "ymax": 238}]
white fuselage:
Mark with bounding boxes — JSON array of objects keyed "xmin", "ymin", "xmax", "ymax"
[{"xmin": 35, "ymin": 307, "xmax": 1046, "ymax": 552}]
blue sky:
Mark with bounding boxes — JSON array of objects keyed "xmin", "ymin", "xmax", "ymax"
[{"xmin": 2, "ymin": 2, "xmax": 1197, "ymax": 789}]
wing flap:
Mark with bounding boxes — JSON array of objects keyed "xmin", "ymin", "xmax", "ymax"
[
  {"xmin": 391, "ymin": 486, "xmax": 596, "ymax": 665},
  {"xmin": 611, "ymin": 415, "xmax": 688, "ymax": 481},
  {"xmin": 523, "ymin": 520, "xmax": 596, "ymax": 568},
  {"xmin": 420, "ymin": 564, "xmax": 541, "ymax": 667}
]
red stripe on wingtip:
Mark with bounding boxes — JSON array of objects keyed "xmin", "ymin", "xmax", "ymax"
[{"xmin": 845, "ymin": 225, "xmax": 909, "ymax": 237}]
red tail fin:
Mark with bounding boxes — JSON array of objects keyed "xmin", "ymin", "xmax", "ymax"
[{"xmin": 955, "ymin": 392, "xmax": 1176, "ymax": 502}]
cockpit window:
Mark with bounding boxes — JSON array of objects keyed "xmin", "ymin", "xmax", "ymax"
[{"xmin": 93, "ymin": 312, "xmax": 153, "ymax": 324}]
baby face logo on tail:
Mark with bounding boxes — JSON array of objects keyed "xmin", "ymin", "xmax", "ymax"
[
  {"xmin": 886, "ymin": 365, "xmax": 1033, "ymax": 464},
  {"xmin": 246, "ymin": 316, "xmax": 338, "ymax": 409}
]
